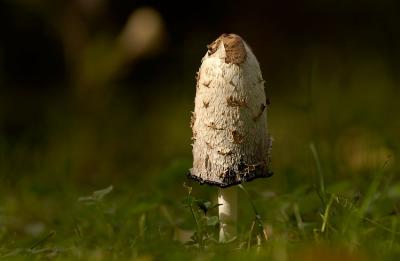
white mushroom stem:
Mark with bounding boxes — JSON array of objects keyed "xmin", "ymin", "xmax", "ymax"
[{"xmin": 218, "ymin": 186, "xmax": 238, "ymax": 242}]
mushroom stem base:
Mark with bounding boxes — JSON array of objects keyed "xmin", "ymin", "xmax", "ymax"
[{"xmin": 218, "ymin": 186, "xmax": 238, "ymax": 242}]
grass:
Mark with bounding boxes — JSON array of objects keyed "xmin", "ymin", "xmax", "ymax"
[{"xmin": 0, "ymin": 138, "xmax": 398, "ymax": 260}]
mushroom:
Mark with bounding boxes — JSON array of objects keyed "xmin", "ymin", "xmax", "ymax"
[{"xmin": 189, "ymin": 34, "xmax": 273, "ymax": 242}]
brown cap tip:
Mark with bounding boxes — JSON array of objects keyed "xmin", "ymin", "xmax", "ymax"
[{"xmin": 207, "ymin": 33, "xmax": 247, "ymax": 65}]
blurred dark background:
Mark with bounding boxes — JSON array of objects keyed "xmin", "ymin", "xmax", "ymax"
[{"xmin": 0, "ymin": 0, "xmax": 399, "ymax": 188}]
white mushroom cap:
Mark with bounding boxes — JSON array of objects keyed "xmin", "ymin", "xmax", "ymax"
[{"xmin": 189, "ymin": 34, "xmax": 272, "ymax": 187}]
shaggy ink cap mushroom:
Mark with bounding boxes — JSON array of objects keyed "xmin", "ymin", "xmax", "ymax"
[{"xmin": 189, "ymin": 34, "xmax": 273, "ymax": 188}]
